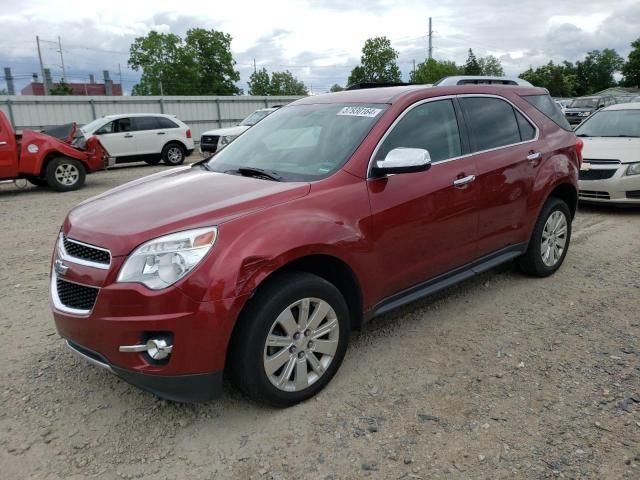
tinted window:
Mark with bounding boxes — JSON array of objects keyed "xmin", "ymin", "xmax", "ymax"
[
  {"xmin": 133, "ymin": 116, "xmax": 161, "ymax": 131},
  {"xmin": 515, "ymin": 110, "xmax": 535, "ymax": 141},
  {"xmin": 375, "ymin": 99, "xmax": 462, "ymax": 163},
  {"xmin": 156, "ymin": 117, "xmax": 179, "ymax": 129},
  {"xmin": 522, "ymin": 94, "xmax": 572, "ymax": 131},
  {"xmin": 461, "ymin": 97, "xmax": 521, "ymax": 151}
]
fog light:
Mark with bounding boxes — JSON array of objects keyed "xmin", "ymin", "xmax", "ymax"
[
  {"xmin": 119, "ymin": 338, "xmax": 173, "ymax": 360},
  {"xmin": 147, "ymin": 338, "xmax": 172, "ymax": 360}
]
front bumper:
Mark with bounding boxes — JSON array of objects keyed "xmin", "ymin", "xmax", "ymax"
[
  {"xmin": 65, "ymin": 339, "xmax": 223, "ymax": 402},
  {"xmin": 578, "ymin": 166, "xmax": 640, "ymax": 205}
]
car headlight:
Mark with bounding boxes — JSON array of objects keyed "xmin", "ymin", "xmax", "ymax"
[
  {"xmin": 578, "ymin": 112, "xmax": 591, "ymax": 117},
  {"xmin": 117, "ymin": 227, "xmax": 217, "ymax": 290},
  {"xmin": 626, "ymin": 163, "xmax": 640, "ymax": 176},
  {"xmin": 219, "ymin": 135, "xmax": 237, "ymax": 147}
]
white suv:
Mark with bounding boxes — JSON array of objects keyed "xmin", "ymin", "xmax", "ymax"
[{"xmin": 80, "ymin": 114, "xmax": 195, "ymax": 166}]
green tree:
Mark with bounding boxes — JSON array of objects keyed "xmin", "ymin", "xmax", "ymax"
[
  {"xmin": 621, "ymin": 38, "xmax": 640, "ymax": 88},
  {"xmin": 50, "ymin": 80, "xmax": 73, "ymax": 95},
  {"xmin": 464, "ymin": 49, "xmax": 482, "ymax": 75},
  {"xmin": 269, "ymin": 70, "xmax": 308, "ymax": 95},
  {"xmin": 410, "ymin": 58, "xmax": 462, "ymax": 84},
  {"xmin": 519, "ymin": 61, "xmax": 576, "ymax": 97},
  {"xmin": 184, "ymin": 28, "xmax": 240, "ymax": 95},
  {"xmin": 128, "ymin": 29, "xmax": 240, "ymax": 95},
  {"xmin": 574, "ymin": 49, "xmax": 624, "ymax": 95},
  {"xmin": 347, "ymin": 36, "xmax": 402, "ymax": 86},
  {"xmin": 329, "ymin": 84, "xmax": 344, "ymax": 92},
  {"xmin": 478, "ymin": 55, "xmax": 505, "ymax": 76},
  {"xmin": 248, "ymin": 68, "xmax": 271, "ymax": 95}
]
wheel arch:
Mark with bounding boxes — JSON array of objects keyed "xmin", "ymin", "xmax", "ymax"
[{"xmin": 547, "ymin": 182, "xmax": 578, "ymax": 219}]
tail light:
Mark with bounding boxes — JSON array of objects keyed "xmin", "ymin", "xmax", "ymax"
[
  {"xmin": 186, "ymin": 129, "xmax": 192, "ymax": 139},
  {"xmin": 576, "ymin": 137, "xmax": 584, "ymax": 166}
]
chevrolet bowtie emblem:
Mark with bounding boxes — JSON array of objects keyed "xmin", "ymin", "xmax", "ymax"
[{"xmin": 54, "ymin": 259, "xmax": 69, "ymax": 276}]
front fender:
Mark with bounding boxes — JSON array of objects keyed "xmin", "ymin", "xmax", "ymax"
[{"xmin": 18, "ymin": 130, "xmax": 96, "ymax": 175}]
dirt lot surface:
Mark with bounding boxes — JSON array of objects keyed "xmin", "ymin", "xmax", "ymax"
[{"xmin": 1, "ymin": 160, "xmax": 639, "ymax": 479}]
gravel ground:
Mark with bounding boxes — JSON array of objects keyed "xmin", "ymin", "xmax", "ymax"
[{"xmin": 1, "ymin": 159, "xmax": 639, "ymax": 479}]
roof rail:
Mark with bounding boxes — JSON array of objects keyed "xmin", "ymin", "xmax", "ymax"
[{"xmin": 346, "ymin": 82, "xmax": 413, "ymax": 90}]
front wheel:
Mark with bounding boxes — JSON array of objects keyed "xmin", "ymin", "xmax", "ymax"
[
  {"xmin": 45, "ymin": 157, "xmax": 86, "ymax": 192},
  {"xmin": 517, "ymin": 197, "xmax": 571, "ymax": 277},
  {"xmin": 161, "ymin": 143, "xmax": 186, "ymax": 166},
  {"xmin": 228, "ymin": 272, "xmax": 350, "ymax": 407}
]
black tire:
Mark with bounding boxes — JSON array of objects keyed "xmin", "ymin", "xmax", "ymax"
[
  {"xmin": 161, "ymin": 143, "xmax": 186, "ymax": 166},
  {"xmin": 45, "ymin": 157, "xmax": 86, "ymax": 192},
  {"xmin": 517, "ymin": 197, "xmax": 572, "ymax": 277},
  {"xmin": 144, "ymin": 158, "xmax": 162, "ymax": 165},
  {"xmin": 25, "ymin": 176, "xmax": 48, "ymax": 187},
  {"xmin": 228, "ymin": 272, "xmax": 351, "ymax": 407}
]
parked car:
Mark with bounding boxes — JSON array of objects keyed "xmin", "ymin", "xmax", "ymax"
[
  {"xmin": 554, "ymin": 99, "xmax": 566, "ymax": 114},
  {"xmin": 434, "ymin": 75, "xmax": 533, "ymax": 86},
  {"xmin": 564, "ymin": 95, "xmax": 617, "ymax": 125},
  {"xmin": 51, "ymin": 84, "xmax": 581, "ymax": 406},
  {"xmin": 200, "ymin": 107, "xmax": 279, "ymax": 156},
  {"xmin": 0, "ymin": 112, "xmax": 108, "ymax": 191},
  {"xmin": 80, "ymin": 114, "xmax": 194, "ymax": 166},
  {"xmin": 575, "ymin": 103, "xmax": 640, "ymax": 205}
]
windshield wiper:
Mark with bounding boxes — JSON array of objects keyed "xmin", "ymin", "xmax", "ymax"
[
  {"xmin": 576, "ymin": 133, "xmax": 590, "ymax": 137},
  {"xmin": 235, "ymin": 167, "xmax": 282, "ymax": 181}
]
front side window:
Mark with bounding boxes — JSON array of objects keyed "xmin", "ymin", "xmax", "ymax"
[
  {"xmin": 461, "ymin": 97, "xmax": 521, "ymax": 151},
  {"xmin": 207, "ymin": 103, "xmax": 387, "ymax": 182},
  {"xmin": 374, "ymin": 99, "xmax": 462, "ymax": 164}
]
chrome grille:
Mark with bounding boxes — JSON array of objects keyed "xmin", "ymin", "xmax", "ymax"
[
  {"xmin": 56, "ymin": 278, "xmax": 99, "ymax": 311},
  {"xmin": 579, "ymin": 190, "xmax": 611, "ymax": 200},
  {"xmin": 583, "ymin": 158, "xmax": 621, "ymax": 165},
  {"xmin": 62, "ymin": 236, "xmax": 111, "ymax": 266}
]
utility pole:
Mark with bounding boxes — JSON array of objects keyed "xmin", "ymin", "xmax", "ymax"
[
  {"xmin": 428, "ymin": 17, "xmax": 433, "ymax": 60},
  {"xmin": 159, "ymin": 80, "xmax": 163, "ymax": 96},
  {"xmin": 36, "ymin": 36, "xmax": 47, "ymax": 95},
  {"xmin": 253, "ymin": 58, "xmax": 257, "ymax": 74},
  {"xmin": 118, "ymin": 63, "xmax": 123, "ymax": 92},
  {"xmin": 57, "ymin": 36, "xmax": 67, "ymax": 81},
  {"xmin": 412, "ymin": 59, "xmax": 416, "ymax": 80}
]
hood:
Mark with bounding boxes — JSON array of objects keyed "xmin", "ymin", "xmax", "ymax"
[
  {"xmin": 65, "ymin": 166, "xmax": 310, "ymax": 256},
  {"xmin": 201, "ymin": 125, "xmax": 249, "ymax": 137},
  {"xmin": 581, "ymin": 137, "xmax": 640, "ymax": 164}
]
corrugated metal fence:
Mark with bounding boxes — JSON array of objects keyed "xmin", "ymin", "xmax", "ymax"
[{"xmin": 0, "ymin": 95, "xmax": 303, "ymax": 143}]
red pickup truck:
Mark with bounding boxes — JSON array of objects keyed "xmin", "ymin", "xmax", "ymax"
[{"xmin": 0, "ymin": 112, "xmax": 108, "ymax": 191}]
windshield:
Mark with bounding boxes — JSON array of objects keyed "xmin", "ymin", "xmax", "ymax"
[
  {"xmin": 575, "ymin": 109, "xmax": 640, "ymax": 137},
  {"xmin": 206, "ymin": 103, "xmax": 388, "ymax": 181},
  {"xmin": 569, "ymin": 98, "xmax": 598, "ymax": 109},
  {"xmin": 239, "ymin": 110, "xmax": 272, "ymax": 126},
  {"xmin": 81, "ymin": 118, "xmax": 108, "ymax": 133}
]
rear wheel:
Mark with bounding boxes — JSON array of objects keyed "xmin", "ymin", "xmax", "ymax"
[
  {"xmin": 161, "ymin": 143, "xmax": 186, "ymax": 166},
  {"xmin": 228, "ymin": 272, "xmax": 350, "ymax": 407},
  {"xmin": 517, "ymin": 197, "xmax": 571, "ymax": 277},
  {"xmin": 45, "ymin": 157, "xmax": 86, "ymax": 192}
]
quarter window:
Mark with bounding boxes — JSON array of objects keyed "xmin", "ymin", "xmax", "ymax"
[
  {"xmin": 375, "ymin": 99, "xmax": 462, "ymax": 164},
  {"xmin": 156, "ymin": 117, "xmax": 179, "ymax": 129},
  {"xmin": 461, "ymin": 97, "xmax": 522, "ymax": 152}
]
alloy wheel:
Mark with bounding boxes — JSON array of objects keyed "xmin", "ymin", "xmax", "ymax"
[
  {"xmin": 541, "ymin": 210, "xmax": 568, "ymax": 267},
  {"xmin": 55, "ymin": 164, "xmax": 80, "ymax": 186},
  {"xmin": 263, "ymin": 298, "xmax": 340, "ymax": 392},
  {"xmin": 167, "ymin": 147, "xmax": 183, "ymax": 163}
]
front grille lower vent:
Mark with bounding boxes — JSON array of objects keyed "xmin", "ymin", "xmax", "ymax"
[{"xmin": 56, "ymin": 278, "xmax": 99, "ymax": 311}]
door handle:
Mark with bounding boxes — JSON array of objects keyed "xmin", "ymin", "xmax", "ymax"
[
  {"xmin": 124, "ymin": 134, "xmax": 133, "ymax": 138},
  {"xmin": 0, "ymin": 141, "xmax": 7, "ymax": 145},
  {"xmin": 453, "ymin": 174, "xmax": 476, "ymax": 188},
  {"xmin": 527, "ymin": 152, "xmax": 541, "ymax": 162},
  {"xmin": 157, "ymin": 131, "xmax": 166, "ymax": 135}
]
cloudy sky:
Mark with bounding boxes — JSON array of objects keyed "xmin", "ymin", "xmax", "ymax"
[{"xmin": 1, "ymin": 0, "xmax": 638, "ymax": 95}]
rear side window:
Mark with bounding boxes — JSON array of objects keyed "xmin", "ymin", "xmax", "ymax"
[
  {"xmin": 522, "ymin": 94, "xmax": 572, "ymax": 131},
  {"xmin": 156, "ymin": 117, "xmax": 179, "ymax": 129},
  {"xmin": 375, "ymin": 99, "xmax": 462, "ymax": 163},
  {"xmin": 515, "ymin": 110, "xmax": 536, "ymax": 141},
  {"xmin": 460, "ymin": 97, "xmax": 521, "ymax": 151},
  {"xmin": 133, "ymin": 116, "xmax": 161, "ymax": 131}
]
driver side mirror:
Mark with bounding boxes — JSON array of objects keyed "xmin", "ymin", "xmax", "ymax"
[
  {"xmin": 598, "ymin": 104, "xmax": 605, "ymax": 109},
  {"xmin": 373, "ymin": 148, "xmax": 432, "ymax": 176}
]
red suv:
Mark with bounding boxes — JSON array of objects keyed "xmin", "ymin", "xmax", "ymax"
[{"xmin": 50, "ymin": 85, "xmax": 581, "ymax": 407}]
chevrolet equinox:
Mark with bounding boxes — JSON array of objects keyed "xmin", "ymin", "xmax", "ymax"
[{"xmin": 50, "ymin": 85, "xmax": 582, "ymax": 407}]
